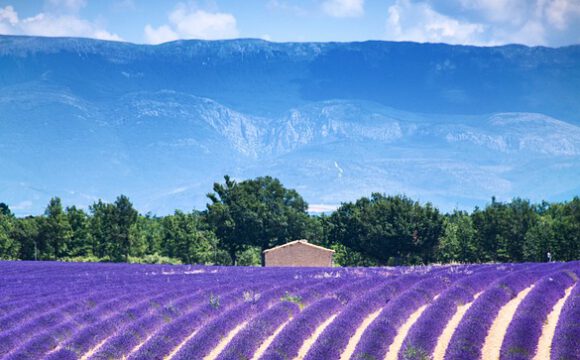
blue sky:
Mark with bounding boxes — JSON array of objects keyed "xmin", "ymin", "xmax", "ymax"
[{"xmin": 0, "ymin": 0, "xmax": 579, "ymax": 46}]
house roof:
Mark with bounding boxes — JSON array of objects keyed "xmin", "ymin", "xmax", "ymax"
[{"xmin": 263, "ymin": 239, "xmax": 335, "ymax": 254}]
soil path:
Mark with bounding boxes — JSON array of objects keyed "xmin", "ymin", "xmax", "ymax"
[
  {"xmin": 294, "ymin": 314, "xmax": 338, "ymax": 360},
  {"xmin": 480, "ymin": 286, "xmax": 534, "ymax": 360},
  {"xmin": 340, "ymin": 308, "xmax": 383, "ymax": 360},
  {"xmin": 432, "ymin": 293, "xmax": 481, "ymax": 360},
  {"xmin": 533, "ymin": 285, "xmax": 575, "ymax": 360}
]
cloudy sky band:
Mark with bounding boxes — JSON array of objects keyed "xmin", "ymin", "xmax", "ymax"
[{"xmin": 0, "ymin": 0, "xmax": 579, "ymax": 46}]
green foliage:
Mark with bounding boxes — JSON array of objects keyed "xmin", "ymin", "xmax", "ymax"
[
  {"xmin": 209, "ymin": 292, "xmax": 220, "ymax": 309},
  {"xmin": 471, "ymin": 197, "xmax": 538, "ymax": 262},
  {"xmin": 332, "ymin": 243, "xmax": 379, "ymax": 266},
  {"xmin": 159, "ymin": 210, "xmax": 216, "ymax": 264},
  {"xmin": 66, "ymin": 206, "xmax": 92, "ymax": 257},
  {"xmin": 281, "ymin": 291, "xmax": 303, "ymax": 308},
  {"xmin": 1, "ymin": 181, "xmax": 580, "ymax": 266},
  {"xmin": 11, "ymin": 216, "xmax": 40, "ymax": 260},
  {"xmin": 41, "ymin": 197, "xmax": 73, "ymax": 259},
  {"xmin": 206, "ymin": 175, "xmax": 311, "ymax": 265},
  {"xmin": 60, "ymin": 255, "xmax": 103, "ymax": 263},
  {"xmin": 237, "ymin": 246, "xmax": 262, "ymax": 266},
  {"xmin": 0, "ymin": 210, "xmax": 19, "ymax": 259},
  {"xmin": 128, "ymin": 253, "xmax": 182, "ymax": 265},
  {"xmin": 402, "ymin": 344, "xmax": 431, "ymax": 360},
  {"xmin": 327, "ymin": 194, "xmax": 444, "ymax": 265},
  {"xmin": 436, "ymin": 211, "xmax": 478, "ymax": 263}
]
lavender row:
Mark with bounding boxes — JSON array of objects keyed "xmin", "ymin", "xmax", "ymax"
[
  {"xmin": 259, "ymin": 278, "xmax": 385, "ymax": 360},
  {"xmin": 550, "ymin": 273, "xmax": 580, "ymax": 360},
  {"xmin": 304, "ymin": 275, "xmax": 420, "ymax": 360},
  {"xmin": 500, "ymin": 270, "xmax": 577, "ymax": 360},
  {"xmin": 87, "ymin": 285, "xmax": 227, "ymax": 360},
  {"xmin": 444, "ymin": 269, "xmax": 545, "ymax": 360},
  {"xmin": 127, "ymin": 282, "xmax": 285, "ymax": 360},
  {"xmin": 42, "ymin": 288, "xmax": 195, "ymax": 360},
  {"xmin": 352, "ymin": 275, "xmax": 452, "ymax": 360},
  {"xmin": 400, "ymin": 269, "xmax": 509, "ymax": 360},
  {"xmin": 0, "ymin": 290, "xmax": 145, "ymax": 357},
  {"xmin": 216, "ymin": 302, "xmax": 300, "ymax": 360},
  {"xmin": 215, "ymin": 278, "xmax": 353, "ymax": 360},
  {"xmin": 171, "ymin": 279, "xmax": 339, "ymax": 360},
  {"xmin": 260, "ymin": 297, "xmax": 342, "ymax": 360},
  {"xmin": 2, "ymin": 291, "xmax": 142, "ymax": 359}
]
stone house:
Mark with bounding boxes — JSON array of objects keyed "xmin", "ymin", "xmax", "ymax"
[{"xmin": 263, "ymin": 239, "xmax": 335, "ymax": 267}]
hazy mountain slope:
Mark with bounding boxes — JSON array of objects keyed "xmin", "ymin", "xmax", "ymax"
[
  {"xmin": 1, "ymin": 36, "xmax": 579, "ymax": 120},
  {"xmin": 0, "ymin": 36, "xmax": 579, "ymax": 215}
]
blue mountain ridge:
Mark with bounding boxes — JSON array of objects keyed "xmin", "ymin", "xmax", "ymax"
[{"xmin": 0, "ymin": 35, "xmax": 579, "ymax": 215}]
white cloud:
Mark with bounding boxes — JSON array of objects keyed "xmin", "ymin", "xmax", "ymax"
[
  {"xmin": 386, "ymin": 0, "xmax": 488, "ymax": 45},
  {"xmin": 544, "ymin": 0, "xmax": 580, "ymax": 30},
  {"xmin": 322, "ymin": 0, "xmax": 364, "ymax": 18},
  {"xmin": 144, "ymin": 3, "xmax": 239, "ymax": 44},
  {"xmin": 0, "ymin": 5, "xmax": 122, "ymax": 41},
  {"xmin": 144, "ymin": 24, "xmax": 178, "ymax": 44},
  {"xmin": 500, "ymin": 20, "xmax": 547, "ymax": 45},
  {"xmin": 0, "ymin": 5, "xmax": 18, "ymax": 25},
  {"xmin": 418, "ymin": 0, "xmax": 580, "ymax": 46}
]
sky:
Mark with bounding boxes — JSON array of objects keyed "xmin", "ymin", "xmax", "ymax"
[{"xmin": 0, "ymin": 0, "xmax": 579, "ymax": 46}]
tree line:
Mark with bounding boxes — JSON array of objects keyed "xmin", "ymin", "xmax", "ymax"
[{"xmin": 0, "ymin": 176, "xmax": 578, "ymax": 265}]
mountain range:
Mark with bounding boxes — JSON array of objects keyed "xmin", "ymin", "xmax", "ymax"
[{"xmin": 0, "ymin": 35, "xmax": 579, "ymax": 215}]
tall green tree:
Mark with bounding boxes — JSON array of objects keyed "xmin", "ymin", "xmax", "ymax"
[
  {"xmin": 328, "ymin": 194, "xmax": 443, "ymax": 265},
  {"xmin": 12, "ymin": 216, "xmax": 41, "ymax": 260},
  {"xmin": 549, "ymin": 197, "xmax": 580, "ymax": 261},
  {"xmin": 0, "ymin": 203, "xmax": 11, "ymax": 216},
  {"xmin": 130, "ymin": 213, "xmax": 163, "ymax": 257},
  {"xmin": 472, "ymin": 197, "xmax": 538, "ymax": 262},
  {"xmin": 40, "ymin": 198, "xmax": 73, "ymax": 259},
  {"xmin": 523, "ymin": 215, "xmax": 556, "ymax": 262},
  {"xmin": 206, "ymin": 175, "xmax": 310, "ymax": 265},
  {"xmin": 66, "ymin": 206, "xmax": 91, "ymax": 257},
  {"xmin": 437, "ymin": 211, "xmax": 478, "ymax": 263},
  {"xmin": 89, "ymin": 200, "xmax": 117, "ymax": 259},
  {"xmin": 112, "ymin": 195, "xmax": 139, "ymax": 261},
  {"xmin": 0, "ymin": 206, "xmax": 19, "ymax": 259},
  {"xmin": 160, "ymin": 211, "xmax": 216, "ymax": 264}
]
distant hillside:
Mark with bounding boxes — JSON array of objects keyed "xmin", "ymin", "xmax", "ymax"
[{"xmin": 0, "ymin": 35, "xmax": 579, "ymax": 214}]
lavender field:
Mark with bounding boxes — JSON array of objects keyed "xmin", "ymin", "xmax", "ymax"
[{"xmin": 1, "ymin": 261, "xmax": 579, "ymax": 360}]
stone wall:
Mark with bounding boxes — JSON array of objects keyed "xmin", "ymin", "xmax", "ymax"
[{"xmin": 264, "ymin": 242, "xmax": 333, "ymax": 267}]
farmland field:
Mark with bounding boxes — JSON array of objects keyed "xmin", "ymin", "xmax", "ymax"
[{"xmin": 1, "ymin": 261, "xmax": 579, "ymax": 360}]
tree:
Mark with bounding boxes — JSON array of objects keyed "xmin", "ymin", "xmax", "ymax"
[
  {"xmin": 160, "ymin": 211, "xmax": 216, "ymax": 264},
  {"xmin": 328, "ymin": 194, "xmax": 443, "ymax": 265},
  {"xmin": 66, "ymin": 206, "xmax": 92, "ymax": 257},
  {"xmin": 549, "ymin": 197, "xmax": 580, "ymax": 261},
  {"xmin": 437, "ymin": 211, "xmax": 478, "ymax": 263},
  {"xmin": 0, "ymin": 203, "xmax": 11, "ymax": 216},
  {"xmin": 472, "ymin": 197, "xmax": 538, "ymax": 263},
  {"xmin": 130, "ymin": 213, "xmax": 163, "ymax": 257},
  {"xmin": 40, "ymin": 197, "xmax": 73, "ymax": 259},
  {"xmin": 112, "ymin": 195, "xmax": 139, "ymax": 261},
  {"xmin": 523, "ymin": 216, "xmax": 556, "ymax": 262},
  {"xmin": 0, "ymin": 210, "xmax": 19, "ymax": 259},
  {"xmin": 11, "ymin": 217, "xmax": 41, "ymax": 260},
  {"xmin": 206, "ymin": 175, "xmax": 310, "ymax": 265},
  {"xmin": 89, "ymin": 200, "xmax": 117, "ymax": 259}
]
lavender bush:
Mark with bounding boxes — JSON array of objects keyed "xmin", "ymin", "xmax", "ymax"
[{"xmin": 551, "ymin": 275, "xmax": 580, "ymax": 360}]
